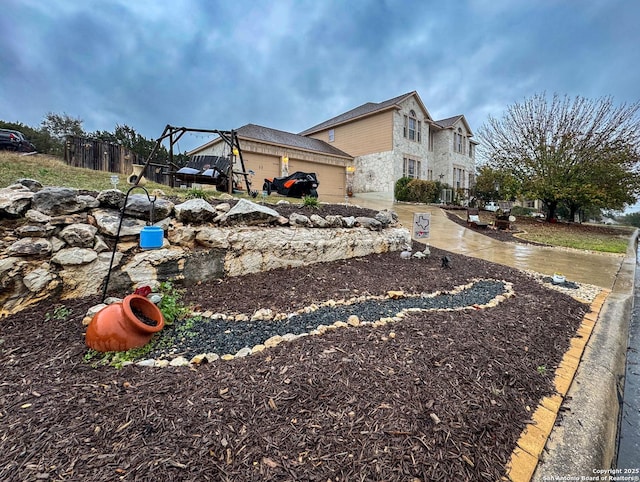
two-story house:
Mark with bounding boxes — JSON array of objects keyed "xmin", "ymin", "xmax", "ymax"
[{"xmin": 189, "ymin": 91, "xmax": 477, "ymax": 201}]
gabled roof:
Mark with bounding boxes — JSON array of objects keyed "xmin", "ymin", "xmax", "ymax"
[
  {"xmin": 434, "ymin": 114, "xmax": 474, "ymax": 136},
  {"xmin": 299, "ymin": 91, "xmax": 433, "ymax": 136},
  {"xmin": 189, "ymin": 124, "xmax": 352, "ymax": 158}
]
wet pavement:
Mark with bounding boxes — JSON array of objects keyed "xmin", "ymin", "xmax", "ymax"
[
  {"xmin": 616, "ymin": 246, "xmax": 640, "ymax": 468},
  {"xmin": 330, "ymin": 193, "xmax": 623, "ymax": 290}
]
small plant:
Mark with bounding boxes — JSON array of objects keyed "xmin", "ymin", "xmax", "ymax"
[
  {"xmin": 185, "ymin": 187, "xmax": 210, "ymax": 200},
  {"xmin": 157, "ymin": 280, "xmax": 190, "ymax": 325},
  {"xmin": 302, "ymin": 195, "xmax": 320, "ymax": 209},
  {"xmin": 536, "ymin": 365, "xmax": 547, "ymax": 375},
  {"xmin": 45, "ymin": 305, "xmax": 72, "ymax": 321}
]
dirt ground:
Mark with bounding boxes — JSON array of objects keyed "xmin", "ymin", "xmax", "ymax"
[{"xmin": 0, "ymin": 230, "xmax": 589, "ymax": 481}]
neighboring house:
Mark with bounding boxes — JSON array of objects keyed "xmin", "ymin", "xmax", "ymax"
[
  {"xmin": 189, "ymin": 91, "xmax": 477, "ymax": 200},
  {"xmin": 188, "ymin": 124, "xmax": 353, "ymax": 198}
]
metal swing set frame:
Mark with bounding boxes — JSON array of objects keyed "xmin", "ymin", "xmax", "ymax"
[{"xmin": 133, "ymin": 124, "xmax": 256, "ymax": 196}]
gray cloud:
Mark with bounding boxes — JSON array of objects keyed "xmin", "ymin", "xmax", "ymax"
[{"xmin": 1, "ymin": 0, "xmax": 637, "ymax": 152}]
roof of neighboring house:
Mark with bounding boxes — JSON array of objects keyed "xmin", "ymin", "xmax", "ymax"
[
  {"xmin": 434, "ymin": 114, "xmax": 475, "ymax": 137},
  {"xmin": 189, "ymin": 123, "xmax": 352, "ymax": 158},
  {"xmin": 434, "ymin": 115, "xmax": 463, "ymax": 128},
  {"xmin": 299, "ymin": 91, "xmax": 432, "ymax": 136}
]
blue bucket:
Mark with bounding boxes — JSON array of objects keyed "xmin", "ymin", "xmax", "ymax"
[{"xmin": 140, "ymin": 226, "xmax": 164, "ymax": 249}]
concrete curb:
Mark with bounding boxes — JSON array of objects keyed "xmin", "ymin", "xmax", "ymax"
[{"xmin": 531, "ymin": 229, "xmax": 638, "ymax": 480}]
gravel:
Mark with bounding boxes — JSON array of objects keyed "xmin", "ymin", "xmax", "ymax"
[{"xmin": 150, "ymin": 279, "xmax": 507, "ymax": 359}]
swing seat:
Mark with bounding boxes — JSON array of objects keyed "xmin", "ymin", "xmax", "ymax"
[{"xmin": 171, "ymin": 155, "xmax": 232, "ymax": 189}]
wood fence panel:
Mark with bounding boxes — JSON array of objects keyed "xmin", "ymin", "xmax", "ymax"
[{"xmin": 64, "ymin": 136, "xmax": 170, "ymax": 186}]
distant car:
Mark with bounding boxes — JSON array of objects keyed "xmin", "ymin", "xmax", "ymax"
[
  {"xmin": 484, "ymin": 201, "xmax": 499, "ymax": 212},
  {"xmin": 0, "ymin": 128, "xmax": 36, "ymax": 152}
]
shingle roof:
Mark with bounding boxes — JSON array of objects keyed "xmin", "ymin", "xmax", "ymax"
[
  {"xmin": 299, "ymin": 92, "xmax": 416, "ymax": 135},
  {"xmin": 235, "ymin": 124, "xmax": 352, "ymax": 158},
  {"xmin": 434, "ymin": 115, "xmax": 463, "ymax": 128}
]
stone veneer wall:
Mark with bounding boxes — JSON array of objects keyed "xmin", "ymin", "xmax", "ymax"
[{"xmin": 0, "ymin": 182, "xmax": 410, "ymax": 316}]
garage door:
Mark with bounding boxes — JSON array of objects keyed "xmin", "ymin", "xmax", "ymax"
[{"xmin": 288, "ymin": 159, "xmax": 345, "ymax": 199}]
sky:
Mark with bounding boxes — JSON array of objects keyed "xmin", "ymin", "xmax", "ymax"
[{"xmin": 1, "ymin": 0, "xmax": 639, "ymax": 154}]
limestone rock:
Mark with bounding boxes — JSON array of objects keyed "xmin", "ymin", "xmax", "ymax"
[
  {"xmin": 31, "ymin": 187, "xmax": 88, "ymax": 216},
  {"xmin": 289, "ymin": 212, "xmax": 311, "ymax": 226},
  {"xmin": 356, "ymin": 216, "xmax": 382, "ymax": 231},
  {"xmin": 235, "ymin": 347, "xmax": 251, "ymax": 358},
  {"xmin": 310, "ymin": 214, "xmax": 329, "ymax": 228},
  {"xmin": 23, "ymin": 265, "xmax": 55, "ymax": 292},
  {"xmin": 195, "ymin": 227, "xmax": 230, "ymax": 249},
  {"xmin": 17, "ymin": 178, "xmax": 43, "ymax": 191},
  {"xmin": 8, "ymin": 237, "xmax": 52, "ymax": 256},
  {"xmin": 77, "ymin": 194, "xmax": 100, "ymax": 209},
  {"xmin": 51, "ymin": 248, "xmax": 98, "ymax": 266},
  {"xmin": 0, "ymin": 184, "xmax": 34, "ymax": 217},
  {"xmin": 169, "ymin": 356, "xmax": 190, "ymax": 367},
  {"xmin": 218, "ymin": 193, "xmax": 234, "ymax": 201},
  {"xmin": 93, "ymin": 235, "xmax": 110, "ymax": 253},
  {"xmin": 96, "ymin": 189, "xmax": 125, "ymax": 209},
  {"xmin": 347, "ymin": 315, "xmax": 360, "ymax": 327},
  {"xmin": 59, "ymin": 223, "xmax": 98, "ymax": 248},
  {"xmin": 215, "ymin": 202, "xmax": 231, "ymax": 212},
  {"xmin": 92, "ymin": 208, "xmax": 148, "ymax": 236},
  {"xmin": 125, "ymin": 194, "xmax": 174, "ymax": 221},
  {"xmin": 251, "ymin": 308, "xmax": 273, "ymax": 321},
  {"xmin": 342, "ymin": 216, "xmax": 356, "ymax": 228},
  {"xmin": 16, "ymin": 224, "xmax": 56, "ymax": 238},
  {"xmin": 48, "ymin": 212, "xmax": 88, "ymax": 226},
  {"xmin": 221, "ymin": 198, "xmax": 281, "ymax": 226},
  {"xmin": 324, "ymin": 215, "xmax": 344, "ymax": 228},
  {"xmin": 375, "ymin": 210, "xmax": 398, "ymax": 226},
  {"xmin": 168, "ymin": 225, "xmax": 197, "ymax": 246},
  {"xmin": 174, "ymin": 198, "xmax": 217, "ymax": 224},
  {"xmin": 25, "ymin": 209, "xmax": 51, "ymax": 223}
]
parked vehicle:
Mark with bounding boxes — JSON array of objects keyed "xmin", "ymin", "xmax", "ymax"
[
  {"xmin": 484, "ymin": 201, "xmax": 499, "ymax": 212},
  {"xmin": 263, "ymin": 172, "xmax": 319, "ymax": 198},
  {"xmin": 0, "ymin": 128, "xmax": 36, "ymax": 152}
]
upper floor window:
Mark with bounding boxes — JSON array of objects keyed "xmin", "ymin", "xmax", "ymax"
[
  {"xmin": 454, "ymin": 128, "xmax": 465, "ymax": 154},
  {"xmin": 469, "ymin": 143, "xmax": 474, "ymax": 158},
  {"xmin": 328, "ymin": 129, "xmax": 335, "ymax": 142},
  {"xmin": 428, "ymin": 128, "xmax": 434, "ymax": 151},
  {"xmin": 404, "ymin": 110, "xmax": 421, "ymax": 143},
  {"xmin": 403, "ymin": 157, "xmax": 421, "ymax": 179}
]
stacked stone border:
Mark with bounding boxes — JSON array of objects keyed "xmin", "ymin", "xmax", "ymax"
[{"xmin": 505, "ymin": 289, "xmax": 611, "ymax": 481}]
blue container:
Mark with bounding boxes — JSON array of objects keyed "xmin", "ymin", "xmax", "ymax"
[{"xmin": 140, "ymin": 226, "xmax": 164, "ymax": 250}]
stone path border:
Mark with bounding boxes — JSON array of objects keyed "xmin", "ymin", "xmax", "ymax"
[{"xmin": 505, "ymin": 288, "xmax": 611, "ymax": 481}]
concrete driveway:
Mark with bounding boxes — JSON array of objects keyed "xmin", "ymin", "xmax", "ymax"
[{"xmin": 341, "ymin": 194, "xmax": 623, "ymax": 290}]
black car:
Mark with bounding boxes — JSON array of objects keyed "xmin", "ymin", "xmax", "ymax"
[
  {"xmin": 0, "ymin": 128, "xmax": 36, "ymax": 152},
  {"xmin": 263, "ymin": 171, "xmax": 319, "ymax": 198}
]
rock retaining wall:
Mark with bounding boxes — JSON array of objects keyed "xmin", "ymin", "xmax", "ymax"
[{"xmin": 0, "ymin": 180, "xmax": 410, "ymax": 315}]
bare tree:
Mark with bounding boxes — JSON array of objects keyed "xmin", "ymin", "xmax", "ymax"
[{"xmin": 478, "ymin": 93, "xmax": 640, "ymax": 221}]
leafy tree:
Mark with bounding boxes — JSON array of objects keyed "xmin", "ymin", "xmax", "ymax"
[
  {"xmin": 478, "ymin": 93, "xmax": 640, "ymax": 221},
  {"xmin": 618, "ymin": 211, "xmax": 640, "ymax": 228},
  {"xmin": 472, "ymin": 166, "xmax": 520, "ymax": 204},
  {"xmin": 40, "ymin": 112, "xmax": 85, "ymax": 155}
]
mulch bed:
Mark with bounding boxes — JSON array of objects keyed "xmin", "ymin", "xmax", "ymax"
[
  {"xmin": 0, "ymin": 237, "xmax": 589, "ymax": 481},
  {"xmin": 444, "ymin": 211, "xmax": 549, "ymax": 246}
]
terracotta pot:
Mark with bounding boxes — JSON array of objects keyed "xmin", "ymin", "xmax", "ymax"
[{"xmin": 86, "ymin": 294, "xmax": 164, "ymax": 352}]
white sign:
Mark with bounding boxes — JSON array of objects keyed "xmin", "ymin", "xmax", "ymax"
[{"xmin": 413, "ymin": 213, "xmax": 430, "ymax": 239}]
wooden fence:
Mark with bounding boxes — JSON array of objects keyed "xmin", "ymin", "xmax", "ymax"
[{"xmin": 63, "ymin": 136, "xmax": 169, "ymax": 185}]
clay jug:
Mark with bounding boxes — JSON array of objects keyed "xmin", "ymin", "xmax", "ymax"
[{"xmin": 86, "ymin": 294, "xmax": 164, "ymax": 352}]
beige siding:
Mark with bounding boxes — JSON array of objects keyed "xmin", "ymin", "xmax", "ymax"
[
  {"xmin": 240, "ymin": 151, "xmax": 280, "ymax": 190},
  {"xmin": 308, "ymin": 111, "xmax": 394, "ymax": 156}
]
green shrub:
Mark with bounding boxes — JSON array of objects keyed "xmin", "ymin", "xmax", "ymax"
[
  {"xmin": 394, "ymin": 177, "xmax": 413, "ymax": 201},
  {"xmin": 302, "ymin": 195, "xmax": 320, "ymax": 208},
  {"xmin": 157, "ymin": 281, "xmax": 190, "ymax": 325},
  {"xmin": 510, "ymin": 205, "xmax": 535, "ymax": 216},
  {"xmin": 185, "ymin": 187, "xmax": 210, "ymax": 200}
]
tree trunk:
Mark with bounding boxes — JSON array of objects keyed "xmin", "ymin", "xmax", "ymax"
[{"xmin": 546, "ymin": 201, "xmax": 558, "ymax": 222}]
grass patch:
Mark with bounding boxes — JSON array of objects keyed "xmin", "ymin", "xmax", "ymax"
[
  {"xmin": 1, "ymin": 151, "xmax": 189, "ymax": 196},
  {"xmin": 516, "ymin": 219, "xmax": 633, "ymax": 253}
]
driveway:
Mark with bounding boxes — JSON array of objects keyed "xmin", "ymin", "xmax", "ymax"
[{"xmin": 338, "ymin": 193, "xmax": 623, "ymax": 290}]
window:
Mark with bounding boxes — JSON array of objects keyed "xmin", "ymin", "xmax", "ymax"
[
  {"xmin": 454, "ymin": 128, "xmax": 465, "ymax": 154},
  {"xmin": 403, "ymin": 157, "xmax": 421, "ymax": 179},
  {"xmin": 469, "ymin": 143, "xmax": 474, "ymax": 158},
  {"xmin": 404, "ymin": 110, "xmax": 421, "ymax": 143},
  {"xmin": 428, "ymin": 128, "xmax": 434, "ymax": 151},
  {"xmin": 328, "ymin": 129, "xmax": 334, "ymax": 142},
  {"xmin": 427, "ymin": 169, "xmax": 433, "ymax": 180},
  {"xmin": 453, "ymin": 167, "xmax": 465, "ymax": 188}
]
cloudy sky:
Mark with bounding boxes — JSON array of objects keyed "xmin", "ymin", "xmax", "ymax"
[{"xmin": 1, "ymin": 0, "xmax": 638, "ymax": 152}]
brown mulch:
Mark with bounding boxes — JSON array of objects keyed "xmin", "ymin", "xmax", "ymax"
[
  {"xmin": 444, "ymin": 210, "xmax": 549, "ymax": 246},
  {"xmin": 0, "ymin": 233, "xmax": 590, "ymax": 481}
]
